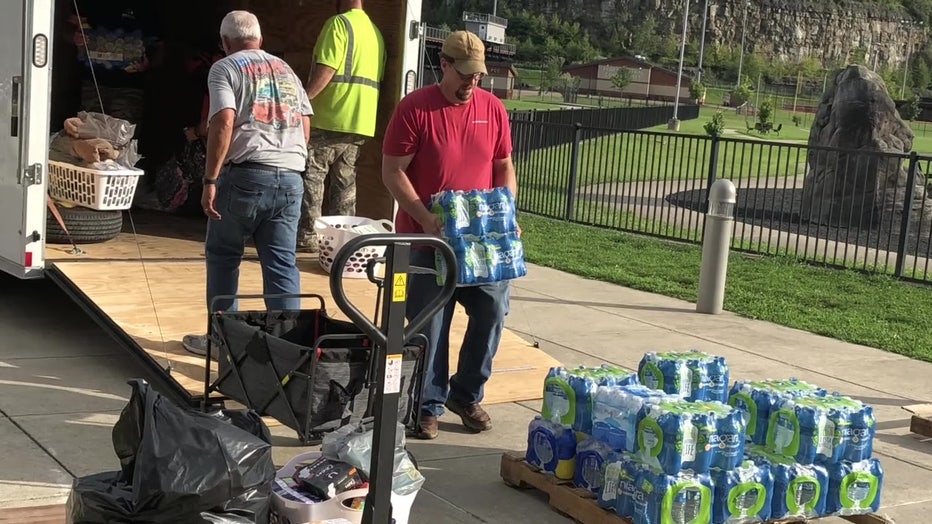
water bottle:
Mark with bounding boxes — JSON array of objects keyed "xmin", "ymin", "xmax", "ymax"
[
  {"xmin": 431, "ymin": 190, "xmax": 470, "ymax": 239},
  {"xmin": 464, "ymin": 240, "xmax": 489, "ymax": 283},
  {"xmin": 466, "ymin": 189, "xmax": 490, "ymax": 237},
  {"xmin": 486, "ymin": 187, "xmax": 518, "ymax": 234},
  {"xmin": 483, "ymin": 237, "xmax": 503, "ymax": 283}
]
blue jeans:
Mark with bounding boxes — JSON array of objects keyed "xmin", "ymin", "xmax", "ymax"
[
  {"xmin": 406, "ymin": 249, "xmax": 511, "ymax": 417},
  {"xmin": 205, "ymin": 164, "xmax": 304, "ymax": 313}
]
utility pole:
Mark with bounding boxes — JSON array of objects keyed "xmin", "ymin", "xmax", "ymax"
[
  {"xmin": 669, "ymin": 0, "xmax": 690, "ymax": 131},
  {"xmin": 697, "ymin": 0, "xmax": 710, "ymax": 85},
  {"xmin": 902, "ymin": 20, "xmax": 916, "ymax": 99},
  {"xmin": 736, "ymin": 0, "xmax": 750, "ymax": 88},
  {"xmin": 792, "ymin": 70, "xmax": 801, "ymax": 113}
]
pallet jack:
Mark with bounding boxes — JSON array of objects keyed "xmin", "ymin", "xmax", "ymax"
[{"xmin": 329, "ymin": 234, "xmax": 457, "ymax": 524}]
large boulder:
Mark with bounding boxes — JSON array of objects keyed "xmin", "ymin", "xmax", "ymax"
[{"xmin": 801, "ymin": 64, "xmax": 932, "ymax": 230}]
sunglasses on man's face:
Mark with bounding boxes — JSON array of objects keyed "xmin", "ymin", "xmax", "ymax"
[
  {"xmin": 456, "ymin": 70, "xmax": 484, "ymax": 83},
  {"xmin": 443, "ymin": 58, "xmax": 484, "ymax": 83}
]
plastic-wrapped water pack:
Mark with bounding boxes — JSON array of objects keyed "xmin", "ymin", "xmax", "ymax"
[
  {"xmin": 574, "ymin": 437, "xmax": 614, "ymax": 493},
  {"xmin": 711, "ymin": 460, "xmax": 774, "ymax": 524},
  {"xmin": 526, "ymin": 416, "xmax": 577, "ymax": 480},
  {"xmin": 630, "ymin": 467, "xmax": 715, "ymax": 524},
  {"xmin": 592, "ymin": 384, "xmax": 671, "ymax": 453},
  {"xmin": 749, "ymin": 447, "xmax": 829, "ymax": 520},
  {"xmin": 766, "ymin": 393, "xmax": 873, "ymax": 465},
  {"xmin": 728, "ymin": 378, "xmax": 828, "ymax": 445},
  {"xmin": 541, "ymin": 365, "xmax": 639, "ymax": 438},
  {"xmin": 636, "ymin": 400, "xmax": 715, "ymax": 476},
  {"xmin": 826, "ymin": 458, "xmax": 884, "ymax": 516},
  {"xmin": 686, "ymin": 401, "xmax": 748, "ymax": 472},
  {"xmin": 639, "ymin": 350, "xmax": 730, "ymax": 402}
]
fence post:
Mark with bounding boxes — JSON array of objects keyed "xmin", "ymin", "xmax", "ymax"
[
  {"xmin": 565, "ymin": 123, "xmax": 582, "ymax": 221},
  {"xmin": 894, "ymin": 151, "xmax": 919, "ymax": 278}
]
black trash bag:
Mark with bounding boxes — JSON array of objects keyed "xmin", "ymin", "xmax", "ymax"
[{"xmin": 66, "ymin": 379, "xmax": 275, "ymax": 524}]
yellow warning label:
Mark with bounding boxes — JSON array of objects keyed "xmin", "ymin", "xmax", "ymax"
[{"xmin": 392, "ymin": 274, "xmax": 407, "ymax": 302}]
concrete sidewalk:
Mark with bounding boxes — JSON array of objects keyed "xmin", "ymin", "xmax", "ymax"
[{"xmin": 0, "ymin": 263, "xmax": 930, "ymax": 523}]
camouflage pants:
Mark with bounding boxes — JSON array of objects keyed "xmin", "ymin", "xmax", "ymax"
[{"xmin": 298, "ymin": 129, "xmax": 366, "ymax": 247}]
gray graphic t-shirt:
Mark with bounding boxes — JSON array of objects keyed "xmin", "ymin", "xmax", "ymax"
[{"xmin": 207, "ymin": 49, "xmax": 313, "ymax": 172}]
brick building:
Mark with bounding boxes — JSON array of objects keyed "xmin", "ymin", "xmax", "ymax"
[
  {"xmin": 563, "ymin": 56, "xmax": 692, "ymax": 103},
  {"xmin": 481, "ymin": 61, "xmax": 518, "ymax": 99}
]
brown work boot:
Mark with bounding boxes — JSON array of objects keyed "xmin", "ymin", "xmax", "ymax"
[
  {"xmin": 445, "ymin": 398, "xmax": 492, "ymax": 432},
  {"xmin": 414, "ymin": 415, "xmax": 439, "ymax": 440},
  {"xmin": 296, "ymin": 238, "xmax": 319, "ymax": 253}
]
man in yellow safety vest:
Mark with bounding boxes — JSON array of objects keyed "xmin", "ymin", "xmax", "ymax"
[{"xmin": 299, "ymin": 0, "xmax": 385, "ymax": 252}]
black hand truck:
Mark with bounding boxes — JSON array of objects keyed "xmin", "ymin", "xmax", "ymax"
[{"xmin": 329, "ymin": 234, "xmax": 456, "ymax": 524}]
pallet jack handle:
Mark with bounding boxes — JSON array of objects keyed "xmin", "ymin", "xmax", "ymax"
[{"xmin": 330, "ymin": 233, "xmax": 457, "ymax": 524}]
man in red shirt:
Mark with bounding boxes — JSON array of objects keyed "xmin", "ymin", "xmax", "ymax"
[{"xmin": 382, "ymin": 30, "xmax": 518, "ymax": 440}]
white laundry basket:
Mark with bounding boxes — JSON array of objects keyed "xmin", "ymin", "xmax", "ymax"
[
  {"xmin": 48, "ymin": 160, "xmax": 143, "ymax": 211},
  {"xmin": 315, "ymin": 216, "xmax": 394, "ymax": 278},
  {"xmin": 270, "ymin": 451, "xmax": 418, "ymax": 524}
]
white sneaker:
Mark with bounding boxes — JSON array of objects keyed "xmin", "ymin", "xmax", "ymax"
[{"xmin": 182, "ymin": 334, "xmax": 217, "ymax": 361}]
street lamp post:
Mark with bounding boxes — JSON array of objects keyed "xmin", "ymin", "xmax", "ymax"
[
  {"xmin": 736, "ymin": 0, "xmax": 750, "ymax": 88},
  {"xmin": 697, "ymin": 0, "xmax": 710, "ymax": 85},
  {"xmin": 668, "ymin": 0, "xmax": 691, "ymax": 131}
]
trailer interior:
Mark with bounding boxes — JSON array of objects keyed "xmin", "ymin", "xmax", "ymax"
[{"xmin": 43, "ymin": 0, "xmax": 559, "ymax": 410}]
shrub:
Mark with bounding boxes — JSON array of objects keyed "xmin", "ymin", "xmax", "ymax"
[{"xmin": 704, "ymin": 111, "xmax": 726, "ymax": 137}]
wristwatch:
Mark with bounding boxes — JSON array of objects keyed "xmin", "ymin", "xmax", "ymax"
[{"xmin": 202, "ymin": 177, "xmax": 218, "ymax": 185}]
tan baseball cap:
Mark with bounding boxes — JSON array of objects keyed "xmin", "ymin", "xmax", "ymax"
[{"xmin": 441, "ymin": 30, "xmax": 487, "ymax": 76}]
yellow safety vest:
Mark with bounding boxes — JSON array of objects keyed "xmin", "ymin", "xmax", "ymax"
[{"xmin": 311, "ymin": 9, "xmax": 385, "ymax": 137}]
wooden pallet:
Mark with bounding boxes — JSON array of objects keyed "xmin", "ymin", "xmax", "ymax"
[
  {"xmin": 0, "ymin": 504, "xmax": 65, "ymax": 524},
  {"xmin": 499, "ymin": 452, "xmax": 894, "ymax": 524},
  {"xmin": 903, "ymin": 404, "xmax": 932, "ymax": 438}
]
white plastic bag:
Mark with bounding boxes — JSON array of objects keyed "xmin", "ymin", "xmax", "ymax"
[{"xmin": 321, "ymin": 421, "xmax": 425, "ymax": 496}]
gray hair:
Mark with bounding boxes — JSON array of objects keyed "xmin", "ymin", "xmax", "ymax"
[{"xmin": 220, "ymin": 11, "xmax": 262, "ymax": 42}]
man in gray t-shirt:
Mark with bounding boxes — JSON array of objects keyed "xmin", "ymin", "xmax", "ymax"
[
  {"xmin": 183, "ymin": 10, "xmax": 314, "ymax": 358},
  {"xmin": 207, "ymin": 50, "xmax": 312, "ymax": 173}
]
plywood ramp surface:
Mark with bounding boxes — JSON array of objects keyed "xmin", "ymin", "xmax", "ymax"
[{"xmin": 52, "ymin": 258, "xmax": 559, "ymax": 407}]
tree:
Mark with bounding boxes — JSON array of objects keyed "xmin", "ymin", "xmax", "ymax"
[
  {"xmin": 629, "ymin": 16, "xmax": 661, "ymax": 57},
  {"xmin": 704, "ymin": 111, "xmax": 726, "ymax": 137},
  {"xmin": 559, "ymin": 72, "xmax": 581, "ymax": 102},
  {"xmin": 690, "ymin": 81, "xmax": 707, "ymax": 104},
  {"xmin": 730, "ymin": 76, "xmax": 753, "ymax": 107},
  {"xmin": 758, "ymin": 98, "xmax": 775, "ymax": 127},
  {"xmin": 540, "ymin": 56, "xmax": 564, "ymax": 94},
  {"xmin": 611, "ymin": 68, "xmax": 633, "ymax": 92},
  {"xmin": 899, "ymin": 93, "xmax": 921, "ymax": 121}
]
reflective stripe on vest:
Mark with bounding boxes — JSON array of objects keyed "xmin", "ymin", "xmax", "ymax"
[{"xmin": 332, "ymin": 14, "xmax": 380, "ymax": 90}]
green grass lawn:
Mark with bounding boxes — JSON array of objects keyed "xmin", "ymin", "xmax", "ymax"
[{"xmin": 519, "ymin": 213, "xmax": 932, "ymax": 363}]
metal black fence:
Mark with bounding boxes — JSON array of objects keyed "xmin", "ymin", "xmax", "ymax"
[
  {"xmin": 512, "ymin": 118, "xmax": 932, "ymax": 284},
  {"xmin": 511, "ymin": 105, "xmax": 700, "ymax": 154}
]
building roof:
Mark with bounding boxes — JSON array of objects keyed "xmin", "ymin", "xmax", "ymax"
[
  {"xmin": 562, "ymin": 56, "xmax": 689, "ymax": 79},
  {"xmin": 487, "ymin": 60, "xmax": 518, "ymax": 77}
]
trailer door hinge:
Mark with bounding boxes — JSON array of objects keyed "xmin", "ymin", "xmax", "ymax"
[{"xmin": 23, "ymin": 163, "xmax": 42, "ymax": 186}]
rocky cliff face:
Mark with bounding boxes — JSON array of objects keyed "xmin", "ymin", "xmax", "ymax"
[{"xmin": 522, "ymin": 0, "xmax": 922, "ymax": 67}]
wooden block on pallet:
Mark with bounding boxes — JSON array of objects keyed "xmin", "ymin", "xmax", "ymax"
[
  {"xmin": 500, "ymin": 451, "xmax": 630, "ymax": 523},
  {"xmin": 0, "ymin": 504, "xmax": 65, "ymax": 524},
  {"xmin": 903, "ymin": 403, "xmax": 932, "ymax": 438}
]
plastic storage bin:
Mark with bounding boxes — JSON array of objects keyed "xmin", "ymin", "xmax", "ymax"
[
  {"xmin": 315, "ymin": 216, "xmax": 395, "ymax": 278},
  {"xmin": 270, "ymin": 451, "xmax": 418, "ymax": 524},
  {"xmin": 48, "ymin": 160, "xmax": 143, "ymax": 211}
]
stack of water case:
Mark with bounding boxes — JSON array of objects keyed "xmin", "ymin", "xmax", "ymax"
[
  {"xmin": 430, "ymin": 187, "xmax": 527, "ymax": 285},
  {"xmin": 526, "ymin": 350, "xmax": 883, "ymax": 524}
]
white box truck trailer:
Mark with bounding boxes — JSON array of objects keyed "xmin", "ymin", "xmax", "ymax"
[{"xmin": 0, "ymin": 0, "xmax": 425, "ymax": 407}]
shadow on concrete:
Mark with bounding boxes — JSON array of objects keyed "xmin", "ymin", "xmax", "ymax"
[{"xmin": 510, "ymin": 294, "xmax": 694, "ymax": 314}]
